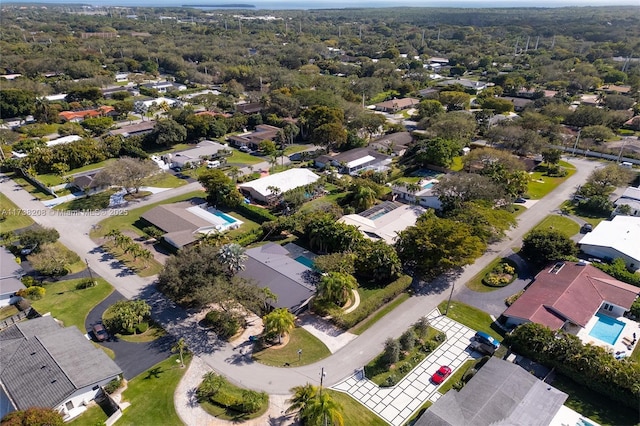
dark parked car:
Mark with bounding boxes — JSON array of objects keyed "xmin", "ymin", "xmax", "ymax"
[
  {"xmin": 581, "ymin": 223, "xmax": 593, "ymax": 233},
  {"xmin": 473, "ymin": 331, "xmax": 500, "ymax": 349},
  {"xmin": 20, "ymin": 244, "xmax": 38, "ymax": 255},
  {"xmin": 431, "ymin": 366, "xmax": 452, "ymax": 384},
  {"xmin": 469, "ymin": 340, "xmax": 497, "ymax": 356},
  {"xmin": 92, "ymin": 324, "xmax": 109, "ymax": 342}
]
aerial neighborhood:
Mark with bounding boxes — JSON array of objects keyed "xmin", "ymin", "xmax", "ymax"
[{"xmin": 1, "ymin": 3, "xmax": 640, "ymax": 426}]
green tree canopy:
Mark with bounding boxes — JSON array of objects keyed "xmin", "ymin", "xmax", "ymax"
[
  {"xmin": 520, "ymin": 229, "xmax": 578, "ymax": 266},
  {"xmin": 415, "ymin": 137, "xmax": 462, "ymax": 168},
  {"xmin": 317, "ymin": 272, "xmax": 358, "ymax": 306},
  {"xmin": 354, "ymin": 239, "xmax": 401, "ymax": 284},
  {"xmin": 198, "ymin": 169, "xmax": 244, "ymax": 208},
  {"xmin": 263, "ymin": 308, "xmax": 295, "ymax": 344}
]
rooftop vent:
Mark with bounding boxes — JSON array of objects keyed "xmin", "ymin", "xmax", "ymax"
[{"xmin": 549, "ymin": 261, "xmax": 565, "ymax": 274}]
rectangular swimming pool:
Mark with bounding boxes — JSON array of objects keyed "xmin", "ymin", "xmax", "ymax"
[
  {"xmin": 588, "ymin": 312, "xmax": 625, "ymax": 345},
  {"xmin": 295, "ymin": 255, "xmax": 315, "ymax": 269},
  {"xmin": 211, "ymin": 210, "xmax": 238, "ymax": 225}
]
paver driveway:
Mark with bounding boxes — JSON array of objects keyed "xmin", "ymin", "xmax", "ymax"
[{"xmin": 332, "ymin": 309, "xmax": 478, "ymax": 426}]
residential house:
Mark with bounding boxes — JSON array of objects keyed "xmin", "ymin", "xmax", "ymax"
[
  {"xmin": 140, "ymin": 81, "xmax": 187, "ymax": 93},
  {"xmin": 134, "ymin": 97, "xmax": 181, "ymax": 113},
  {"xmin": 238, "ymin": 168, "xmax": 320, "ymax": 204},
  {"xmin": 391, "ymin": 179, "xmax": 442, "ymax": 210},
  {"xmin": 613, "ymin": 186, "xmax": 640, "ymax": 217},
  {"xmin": 0, "ymin": 316, "xmax": 122, "ymax": 421},
  {"xmin": 235, "ymin": 102, "xmax": 263, "ymax": 115},
  {"xmin": 58, "ymin": 106, "xmax": 116, "ymax": 123},
  {"xmin": 602, "ymin": 84, "xmax": 632, "ymax": 95},
  {"xmin": 108, "ymin": 121, "xmax": 156, "ymax": 138},
  {"xmin": 195, "ymin": 110, "xmax": 232, "ymax": 119},
  {"xmin": 502, "ymin": 261, "xmax": 639, "ymax": 332},
  {"xmin": 166, "ymin": 140, "xmax": 229, "ymax": 169},
  {"xmin": 227, "ymin": 124, "xmax": 281, "ymax": 150},
  {"xmin": 415, "ymin": 358, "xmax": 568, "ymax": 426},
  {"xmin": 374, "ymin": 98, "xmax": 419, "ymax": 113},
  {"xmin": 339, "ymin": 201, "xmax": 426, "ymax": 245},
  {"xmin": 623, "ymin": 115, "xmax": 640, "ymax": 130},
  {"xmin": 369, "ymin": 132, "xmax": 412, "ymax": 157},
  {"xmin": 578, "ymin": 215, "xmax": 640, "ymax": 271},
  {"xmin": 437, "ymin": 79, "xmax": 488, "ymax": 93},
  {"xmin": 0, "ymin": 248, "xmax": 25, "ymax": 307},
  {"xmin": 114, "ymin": 73, "xmax": 129, "ymax": 83},
  {"xmin": 238, "ymin": 243, "xmax": 315, "ymax": 313},
  {"xmin": 45, "ymin": 135, "xmax": 83, "ymax": 147},
  {"xmin": 101, "ymin": 86, "xmax": 139, "ymax": 99},
  {"xmin": 498, "ymin": 96, "xmax": 534, "ymax": 112},
  {"xmin": 315, "ymin": 147, "xmax": 392, "ymax": 175},
  {"xmin": 140, "ymin": 199, "xmax": 243, "ymax": 249},
  {"xmin": 70, "ymin": 172, "xmax": 110, "ymax": 196}
]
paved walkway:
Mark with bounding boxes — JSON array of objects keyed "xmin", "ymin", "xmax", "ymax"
[{"xmin": 332, "ymin": 309, "xmax": 477, "ymax": 426}]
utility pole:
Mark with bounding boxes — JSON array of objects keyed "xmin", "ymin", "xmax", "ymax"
[
  {"xmin": 572, "ymin": 129, "xmax": 581, "ymax": 156},
  {"xmin": 85, "ymin": 258, "xmax": 95, "ymax": 285},
  {"xmin": 617, "ymin": 138, "xmax": 628, "ymax": 163},
  {"xmin": 534, "ymin": 36, "xmax": 539, "ymax": 50},
  {"xmin": 444, "ymin": 281, "xmax": 455, "ymax": 315}
]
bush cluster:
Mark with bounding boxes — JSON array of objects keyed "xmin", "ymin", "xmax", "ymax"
[
  {"xmin": 204, "ymin": 310, "xmax": 241, "ymax": 340},
  {"xmin": 16, "ymin": 286, "xmax": 45, "ymax": 300},
  {"xmin": 233, "ymin": 228, "xmax": 264, "ymax": 246},
  {"xmin": 234, "ymin": 204, "xmax": 277, "ymax": 224},
  {"xmin": 332, "ymin": 275, "xmax": 412, "ymax": 330},
  {"xmin": 104, "ymin": 376, "xmax": 123, "ymax": 394},
  {"xmin": 197, "ymin": 373, "xmax": 268, "ymax": 415},
  {"xmin": 506, "ymin": 323, "xmax": 639, "ymax": 409}
]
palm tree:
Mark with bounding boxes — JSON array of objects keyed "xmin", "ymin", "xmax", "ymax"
[
  {"xmin": 198, "ymin": 231, "xmax": 230, "ymax": 248},
  {"xmin": 197, "ymin": 372, "xmax": 225, "ymax": 400},
  {"xmin": 171, "ymin": 337, "xmax": 187, "ymax": 368},
  {"xmin": 263, "ymin": 308, "xmax": 295, "ymax": 344},
  {"xmin": 262, "ymin": 287, "xmax": 278, "ymax": 313},
  {"xmin": 228, "ymin": 166, "xmax": 241, "ymax": 183},
  {"xmin": 317, "ymin": 272, "xmax": 357, "ymax": 306},
  {"xmin": 217, "ymin": 243, "xmax": 248, "ymax": 274},
  {"xmin": 352, "ymin": 184, "xmax": 377, "ymax": 212},
  {"xmin": 305, "ymin": 391, "xmax": 344, "ymax": 426},
  {"xmin": 286, "ymin": 384, "xmax": 318, "ymax": 419}
]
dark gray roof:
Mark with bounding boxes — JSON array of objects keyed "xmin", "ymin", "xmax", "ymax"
[
  {"xmin": 372, "ymin": 132, "xmax": 412, "ymax": 149},
  {"xmin": 330, "ymin": 147, "xmax": 391, "ymax": 164},
  {"xmin": 0, "ymin": 248, "xmax": 25, "ymax": 295},
  {"xmin": 239, "ymin": 243, "xmax": 315, "ymax": 312},
  {"xmin": 415, "ymin": 358, "xmax": 567, "ymax": 426},
  {"xmin": 0, "ymin": 316, "xmax": 122, "ymax": 410}
]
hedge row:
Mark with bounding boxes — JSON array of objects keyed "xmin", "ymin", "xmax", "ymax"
[
  {"xmin": 233, "ymin": 228, "xmax": 264, "ymax": 246},
  {"xmin": 235, "ymin": 204, "xmax": 277, "ymax": 224},
  {"xmin": 333, "ymin": 275, "xmax": 412, "ymax": 330}
]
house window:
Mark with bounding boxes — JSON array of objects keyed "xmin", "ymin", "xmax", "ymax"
[{"xmin": 65, "ymin": 401, "xmax": 74, "ymax": 410}]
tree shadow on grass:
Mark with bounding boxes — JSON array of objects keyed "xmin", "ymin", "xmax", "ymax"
[{"xmin": 144, "ymin": 366, "xmax": 164, "ymax": 379}]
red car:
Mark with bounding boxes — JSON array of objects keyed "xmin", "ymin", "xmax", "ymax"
[{"xmin": 431, "ymin": 366, "xmax": 452, "ymax": 384}]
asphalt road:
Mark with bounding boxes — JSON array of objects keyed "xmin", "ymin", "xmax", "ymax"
[{"xmin": 0, "ymin": 156, "xmax": 602, "ymax": 394}]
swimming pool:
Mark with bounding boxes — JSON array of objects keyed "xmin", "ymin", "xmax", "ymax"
[
  {"xmin": 211, "ymin": 210, "xmax": 238, "ymax": 225},
  {"xmin": 295, "ymin": 255, "xmax": 315, "ymax": 269},
  {"xmin": 421, "ymin": 182, "xmax": 435, "ymax": 190},
  {"xmin": 588, "ymin": 313, "xmax": 625, "ymax": 345}
]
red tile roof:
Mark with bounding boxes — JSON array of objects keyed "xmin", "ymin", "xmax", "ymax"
[
  {"xmin": 59, "ymin": 105, "xmax": 114, "ymax": 122},
  {"xmin": 504, "ymin": 262, "xmax": 639, "ymax": 329},
  {"xmin": 195, "ymin": 110, "xmax": 232, "ymax": 118}
]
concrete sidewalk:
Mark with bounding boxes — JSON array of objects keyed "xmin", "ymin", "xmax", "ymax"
[{"xmin": 298, "ymin": 313, "xmax": 357, "ymax": 354}]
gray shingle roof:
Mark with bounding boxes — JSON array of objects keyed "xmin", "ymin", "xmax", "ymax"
[
  {"xmin": 0, "ymin": 316, "xmax": 122, "ymax": 410},
  {"xmin": 415, "ymin": 358, "xmax": 567, "ymax": 426},
  {"xmin": 239, "ymin": 243, "xmax": 315, "ymax": 312}
]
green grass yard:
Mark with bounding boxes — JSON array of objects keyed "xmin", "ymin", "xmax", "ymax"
[
  {"xmin": 531, "ymin": 214, "xmax": 580, "ymax": 238},
  {"xmin": 526, "ymin": 161, "xmax": 576, "ymax": 199},
  {"xmin": 252, "ymin": 327, "xmax": 331, "ymax": 367},
  {"xmin": 438, "ymin": 359, "xmax": 475, "ymax": 394},
  {"xmin": 54, "ymin": 189, "xmax": 116, "ymax": 211},
  {"xmin": 31, "ymin": 278, "xmax": 114, "ymax": 330},
  {"xmin": 142, "ymin": 172, "xmax": 188, "ymax": 188},
  {"xmin": 560, "ymin": 200, "xmax": 608, "ymax": 227},
  {"xmin": 5, "ymin": 172, "xmax": 54, "ymax": 200},
  {"xmin": 198, "ymin": 379, "xmax": 269, "ymax": 421},
  {"xmin": 438, "ymin": 300, "xmax": 502, "ymax": 342},
  {"xmin": 465, "ymin": 257, "xmax": 518, "ymax": 293},
  {"xmin": 227, "ymin": 150, "xmax": 265, "ymax": 166},
  {"xmin": 326, "ymin": 390, "xmax": 387, "ymax": 426},
  {"xmin": 351, "ymin": 293, "xmax": 410, "ymax": 335},
  {"xmin": 0, "ymin": 192, "xmax": 35, "ymax": 231}
]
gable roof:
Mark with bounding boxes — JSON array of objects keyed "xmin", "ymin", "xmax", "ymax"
[
  {"xmin": 503, "ymin": 262, "xmax": 639, "ymax": 329},
  {"xmin": 227, "ymin": 124, "xmax": 280, "ymax": 146},
  {"xmin": 238, "ymin": 243, "xmax": 315, "ymax": 312},
  {"xmin": 0, "ymin": 316, "xmax": 121, "ymax": 410},
  {"xmin": 58, "ymin": 106, "xmax": 115, "ymax": 121},
  {"xmin": 416, "ymin": 358, "xmax": 567, "ymax": 426},
  {"xmin": 339, "ymin": 202, "xmax": 426, "ymax": 245},
  {"xmin": 374, "ymin": 97, "xmax": 419, "ymax": 110},
  {"xmin": 578, "ymin": 215, "xmax": 640, "ymax": 265},
  {"xmin": 0, "ymin": 247, "xmax": 26, "ymax": 296}
]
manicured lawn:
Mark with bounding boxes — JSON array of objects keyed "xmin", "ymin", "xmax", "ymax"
[
  {"xmin": 531, "ymin": 214, "xmax": 580, "ymax": 238},
  {"xmin": 67, "ymin": 159, "xmax": 114, "ymax": 175},
  {"xmin": 199, "ymin": 378, "xmax": 269, "ymax": 421},
  {"xmin": 227, "ymin": 150, "xmax": 265, "ymax": 166},
  {"xmin": 284, "ymin": 144, "xmax": 310, "ymax": 155},
  {"xmin": 31, "ymin": 278, "xmax": 114, "ymax": 330},
  {"xmin": 252, "ymin": 327, "xmax": 331, "ymax": 367},
  {"xmin": 6, "ymin": 172, "xmax": 54, "ymax": 200},
  {"xmin": 526, "ymin": 161, "xmax": 576, "ymax": 199},
  {"xmin": 224, "ymin": 211, "xmax": 261, "ymax": 238},
  {"xmin": 116, "ymin": 354, "xmax": 192, "ymax": 426},
  {"xmin": 438, "ymin": 300, "xmax": 502, "ymax": 342},
  {"xmin": 466, "ymin": 257, "xmax": 512, "ymax": 293},
  {"xmin": 560, "ymin": 200, "xmax": 608, "ymax": 227},
  {"xmin": 101, "ymin": 240, "xmax": 163, "ymax": 278},
  {"xmin": 326, "ymin": 390, "xmax": 387, "ymax": 426},
  {"xmin": 142, "ymin": 172, "xmax": 188, "ymax": 189},
  {"xmin": 53, "ymin": 189, "xmax": 116, "ymax": 211},
  {"xmin": 438, "ymin": 359, "xmax": 475, "ymax": 394},
  {"xmin": 0, "ymin": 192, "xmax": 35, "ymax": 231},
  {"xmin": 92, "ymin": 190, "xmax": 205, "ymax": 239},
  {"xmin": 404, "ymin": 400, "xmax": 432, "ymax": 426},
  {"xmin": 552, "ymin": 374, "xmax": 638, "ymax": 426},
  {"xmin": 351, "ymin": 293, "xmax": 410, "ymax": 335},
  {"xmin": 113, "ymin": 324, "xmax": 167, "ymax": 343},
  {"xmin": 0, "ymin": 305, "xmax": 19, "ymax": 321},
  {"xmin": 393, "ymin": 176, "xmax": 422, "ymax": 184},
  {"xmin": 37, "ymin": 173, "xmax": 64, "ymax": 186}
]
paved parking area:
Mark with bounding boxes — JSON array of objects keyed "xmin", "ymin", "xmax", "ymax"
[{"xmin": 331, "ymin": 309, "xmax": 478, "ymax": 426}]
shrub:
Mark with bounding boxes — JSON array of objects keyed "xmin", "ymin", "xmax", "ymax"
[
  {"xmin": 399, "ymin": 329, "xmax": 417, "ymax": 352},
  {"xmin": 383, "ymin": 338, "xmax": 400, "ymax": 365},
  {"xmin": 233, "ymin": 228, "xmax": 264, "ymax": 246},
  {"xmin": 21, "ymin": 276, "xmax": 37, "ymax": 288},
  {"xmin": 136, "ymin": 322, "xmax": 149, "ymax": 333},
  {"xmin": 234, "ymin": 204, "xmax": 277, "ymax": 224},
  {"xmin": 413, "ymin": 317, "xmax": 430, "ymax": 337},
  {"xmin": 76, "ymin": 278, "xmax": 97, "ymax": 289},
  {"xmin": 204, "ymin": 310, "xmax": 241, "ymax": 340},
  {"xmin": 104, "ymin": 376, "xmax": 123, "ymax": 394},
  {"xmin": 332, "ymin": 275, "xmax": 412, "ymax": 329},
  {"xmin": 240, "ymin": 390, "xmax": 267, "ymax": 414},
  {"xmin": 17, "ymin": 286, "xmax": 45, "ymax": 300},
  {"xmin": 212, "ymin": 389, "xmax": 241, "ymax": 408}
]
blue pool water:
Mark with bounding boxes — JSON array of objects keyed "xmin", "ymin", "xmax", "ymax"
[
  {"xmin": 295, "ymin": 256, "xmax": 315, "ymax": 269},
  {"xmin": 212, "ymin": 211, "xmax": 238, "ymax": 225},
  {"xmin": 368, "ymin": 211, "xmax": 389, "ymax": 221},
  {"xmin": 421, "ymin": 182, "xmax": 435, "ymax": 190},
  {"xmin": 588, "ymin": 313, "xmax": 625, "ymax": 345}
]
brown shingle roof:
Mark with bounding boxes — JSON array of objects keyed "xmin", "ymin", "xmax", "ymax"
[{"xmin": 504, "ymin": 262, "xmax": 639, "ymax": 329}]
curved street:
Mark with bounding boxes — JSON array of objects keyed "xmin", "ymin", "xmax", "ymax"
[{"xmin": 0, "ymin": 157, "xmax": 602, "ymax": 396}]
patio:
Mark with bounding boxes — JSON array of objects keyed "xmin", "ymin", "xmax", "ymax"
[{"xmin": 576, "ymin": 311, "xmax": 639, "ymax": 359}]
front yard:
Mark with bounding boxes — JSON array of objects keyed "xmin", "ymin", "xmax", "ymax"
[
  {"xmin": 531, "ymin": 214, "xmax": 580, "ymax": 238},
  {"xmin": 0, "ymin": 192, "xmax": 34, "ymax": 231},
  {"xmin": 526, "ymin": 161, "xmax": 576, "ymax": 199},
  {"xmin": 437, "ymin": 300, "xmax": 503, "ymax": 343},
  {"xmin": 252, "ymin": 327, "xmax": 331, "ymax": 367}
]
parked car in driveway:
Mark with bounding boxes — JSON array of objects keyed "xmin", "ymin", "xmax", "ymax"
[
  {"xmin": 580, "ymin": 223, "xmax": 593, "ymax": 233},
  {"xmin": 431, "ymin": 366, "xmax": 452, "ymax": 384},
  {"xmin": 92, "ymin": 323, "xmax": 109, "ymax": 342},
  {"xmin": 473, "ymin": 331, "xmax": 500, "ymax": 349},
  {"xmin": 469, "ymin": 340, "xmax": 497, "ymax": 356},
  {"xmin": 20, "ymin": 244, "xmax": 38, "ymax": 255}
]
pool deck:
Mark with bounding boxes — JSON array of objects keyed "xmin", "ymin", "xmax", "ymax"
[{"xmin": 577, "ymin": 312, "xmax": 638, "ymax": 358}]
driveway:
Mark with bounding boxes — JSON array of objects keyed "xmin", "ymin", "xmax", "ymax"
[{"xmin": 85, "ymin": 289, "xmax": 175, "ymax": 380}]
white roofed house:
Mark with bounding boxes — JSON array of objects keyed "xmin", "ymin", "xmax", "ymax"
[
  {"xmin": 238, "ymin": 168, "xmax": 320, "ymax": 204},
  {"xmin": 613, "ymin": 186, "xmax": 640, "ymax": 217},
  {"xmin": 314, "ymin": 148, "xmax": 392, "ymax": 176},
  {"xmin": 578, "ymin": 215, "xmax": 640, "ymax": 272},
  {"xmin": 0, "ymin": 248, "xmax": 26, "ymax": 308}
]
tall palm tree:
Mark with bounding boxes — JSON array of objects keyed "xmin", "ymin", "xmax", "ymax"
[
  {"xmin": 198, "ymin": 231, "xmax": 230, "ymax": 248},
  {"xmin": 286, "ymin": 384, "xmax": 318, "ymax": 419},
  {"xmin": 171, "ymin": 337, "xmax": 187, "ymax": 368},
  {"xmin": 263, "ymin": 308, "xmax": 295, "ymax": 344},
  {"xmin": 217, "ymin": 243, "xmax": 248, "ymax": 274},
  {"xmin": 352, "ymin": 185, "xmax": 377, "ymax": 211},
  {"xmin": 317, "ymin": 272, "xmax": 357, "ymax": 306},
  {"xmin": 228, "ymin": 166, "xmax": 241, "ymax": 183},
  {"xmin": 197, "ymin": 371, "xmax": 225, "ymax": 400},
  {"xmin": 304, "ymin": 391, "xmax": 344, "ymax": 426}
]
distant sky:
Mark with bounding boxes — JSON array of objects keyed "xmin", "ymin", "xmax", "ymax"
[{"xmin": 7, "ymin": 0, "xmax": 640, "ymax": 7}]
